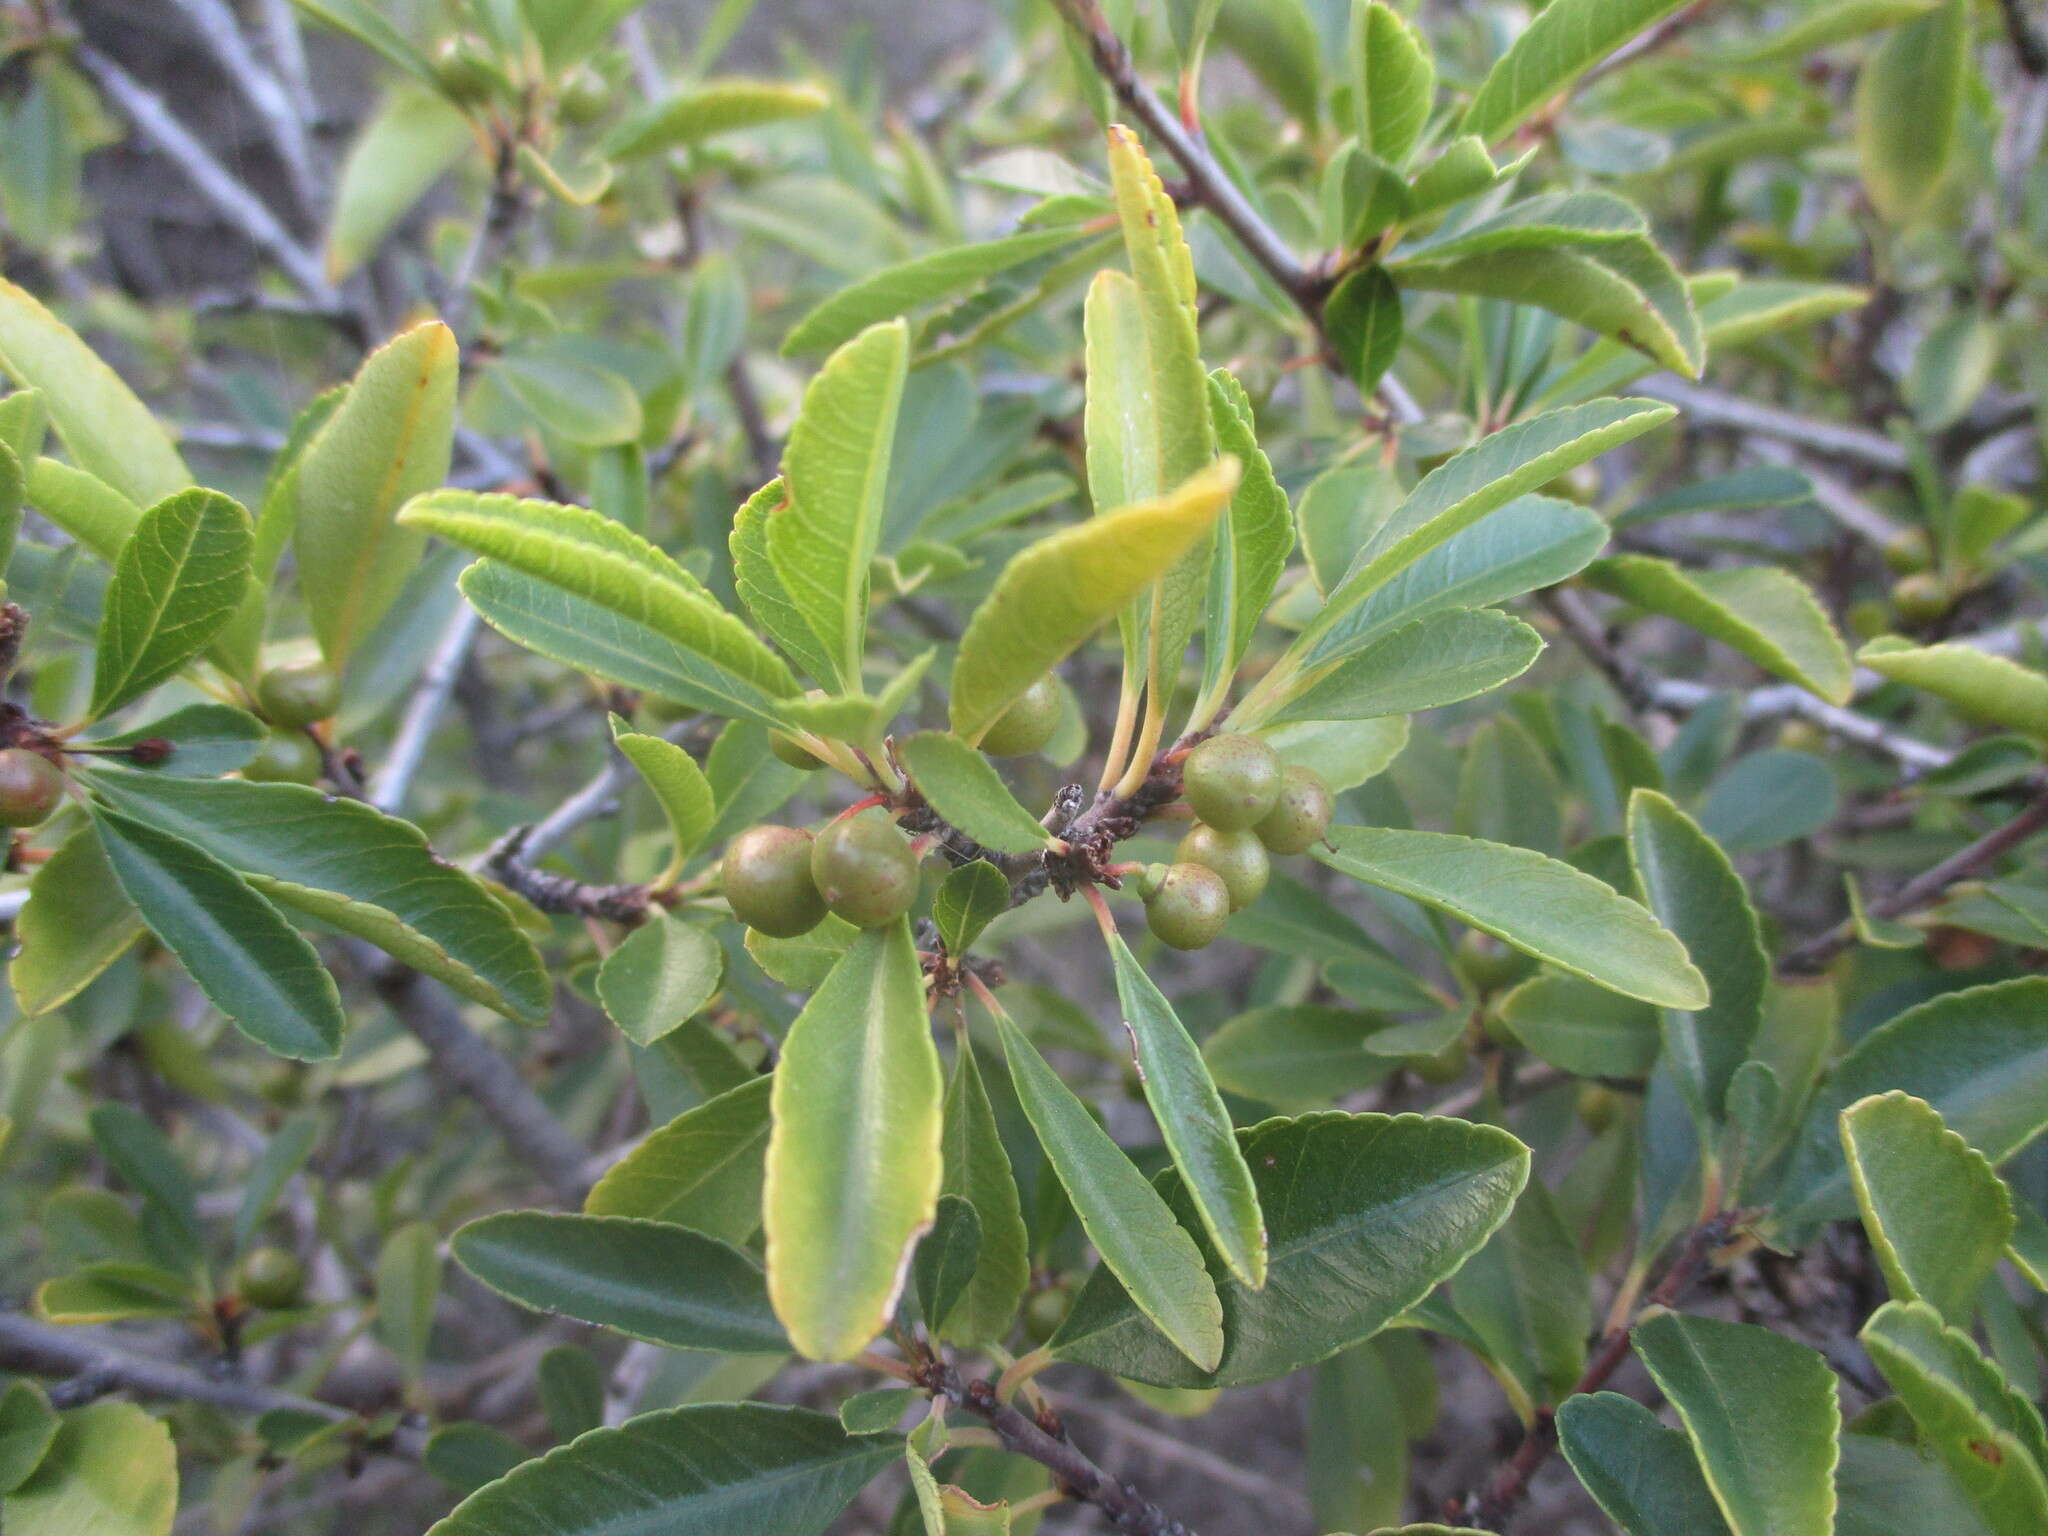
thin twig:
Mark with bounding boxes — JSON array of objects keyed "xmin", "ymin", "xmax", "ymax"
[
  {"xmin": 369, "ymin": 607, "xmax": 482, "ymax": 814},
  {"xmin": 1635, "ymin": 378, "xmax": 1908, "ymax": 475},
  {"xmin": 354, "ymin": 945, "xmax": 589, "ymax": 1203},
  {"xmin": 167, "ymin": 0, "xmax": 320, "ymax": 215},
  {"xmin": 72, "ymin": 44, "xmax": 335, "ymax": 306},
  {"xmin": 1779, "ymin": 783, "xmax": 2048, "ymax": 973},
  {"xmin": 917, "ymin": 1358, "xmax": 1196, "ymax": 1536},
  {"xmin": 256, "ymin": 0, "xmax": 318, "ymax": 123},
  {"xmin": 0, "ymin": 1312, "xmax": 429, "ymax": 1459}
]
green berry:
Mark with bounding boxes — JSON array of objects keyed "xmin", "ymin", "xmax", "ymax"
[
  {"xmin": 1881, "ymin": 528, "xmax": 1932, "ymax": 576},
  {"xmin": 557, "ymin": 67, "xmax": 607, "ymax": 126},
  {"xmin": 1846, "ymin": 598, "xmax": 1891, "ymax": 641},
  {"xmin": 1022, "ymin": 1282, "xmax": 1072, "ymax": 1344},
  {"xmin": 1891, "ymin": 572, "xmax": 1951, "ymax": 624},
  {"xmin": 1577, "ymin": 1083, "xmax": 1620, "ymax": 1134},
  {"xmin": 1406, "ymin": 1036, "xmax": 1469, "ymax": 1085},
  {"xmin": 255, "ymin": 660, "xmax": 341, "ymax": 727},
  {"xmin": 241, "ymin": 732, "xmax": 322, "ymax": 785},
  {"xmin": 1452, "ymin": 930, "xmax": 1525, "ymax": 995},
  {"xmin": 1253, "ymin": 766, "xmax": 1332, "ymax": 854},
  {"xmin": 1141, "ymin": 861, "xmax": 1230, "ymax": 950},
  {"xmin": 721, "ymin": 825, "xmax": 827, "ymax": 937},
  {"xmin": 431, "ymin": 34, "xmax": 499, "ymax": 106},
  {"xmin": 979, "ymin": 675, "xmax": 1062, "ymax": 758},
  {"xmin": 1175, "ymin": 823, "xmax": 1269, "ymax": 912},
  {"xmin": 237, "ymin": 1246, "xmax": 305, "ymax": 1309},
  {"xmin": 1181, "ymin": 733, "xmax": 1281, "ymax": 831},
  {"xmin": 769, "ymin": 732, "xmax": 826, "ymax": 770},
  {"xmin": 809, "ymin": 811, "xmax": 919, "ymax": 929},
  {"xmin": 1776, "ymin": 719, "xmax": 1826, "ymax": 753},
  {"xmin": 0, "ymin": 750, "xmax": 63, "ymax": 828}
]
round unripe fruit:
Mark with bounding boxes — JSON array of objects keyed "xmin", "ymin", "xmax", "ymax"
[
  {"xmin": 0, "ymin": 750, "xmax": 64, "ymax": 828},
  {"xmin": 1253, "ymin": 766, "xmax": 1332, "ymax": 854},
  {"xmin": 431, "ymin": 34, "xmax": 497, "ymax": 105},
  {"xmin": 557, "ymin": 67, "xmax": 607, "ymax": 125},
  {"xmin": 1846, "ymin": 598, "xmax": 1891, "ymax": 641},
  {"xmin": 1022, "ymin": 1282, "xmax": 1072, "ymax": 1344},
  {"xmin": 1882, "ymin": 528, "xmax": 1933, "ymax": 576},
  {"xmin": 1577, "ymin": 1083, "xmax": 1620, "ymax": 1134},
  {"xmin": 1891, "ymin": 572, "xmax": 1951, "ymax": 624},
  {"xmin": 237, "ymin": 1246, "xmax": 304, "ymax": 1309},
  {"xmin": 255, "ymin": 661, "xmax": 341, "ymax": 727},
  {"xmin": 1452, "ymin": 930, "xmax": 1524, "ymax": 995},
  {"xmin": 242, "ymin": 732, "xmax": 322, "ymax": 785},
  {"xmin": 1141, "ymin": 862, "xmax": 1231, "ymax": 951},
  {"xmin": 1776, "ymin": 719, "xmax": 1826, "ymax": 753},
  {"xmin": 1406, "ymin": 1036, "xmax": 1469, "ymax": 1085},
  {"xmin": 1175, "ymin": 823, "xmax": 1270, "ymax": 912},
  {"xmin": 769, "ymin": 732, "xmax": 825, "ymax": 770},
  {"xmin": 809, "ymin": 812, "xmax": 919, "ymax": 928},
  {"xmin": 721, "ymin": 825, "xmax": 827, "ymax": 937},
  {"xmin": 1181, "ymin": 733, "xmax": 1281, "ymax": 831},
  {"xmin": 978, "ymin": 675, "xmax": 1062, "ymax": 757}
]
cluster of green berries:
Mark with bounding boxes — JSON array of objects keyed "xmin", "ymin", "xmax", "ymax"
[
  {"xmin": 1139, "ymin": 733, "xmax": 1332, "ymax": 951},
  {"xmin": 242, "ymin": 661, "xmax": 341, "ymax": 784},
  {"xmin": 721, "ymin": 811, "xmax": 921, "ymax": 937}
]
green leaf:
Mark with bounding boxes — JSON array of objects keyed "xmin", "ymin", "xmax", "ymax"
[
  {"xmin": 1698, "ymin": 749, "xmax": 1837, "ymax": 854},
  {"xmin": 89, "ymin": 1101, "xmax": 200, "ymax": 1262},
  {"xmin": 898, "ymin": 734, "xmax": 1052, "ymax": 855},
  {"xmin": 1298, "ymin": 400, "xmax": 1674, "ymax": 661},
  {"xmin": 90, "ymin": 771, "xmax": 548, "ymax": 1024},
  {"xmin": 374, "ymin": 1219, "xmax": 441, "ymax": 1386},
  {"xmin": 1312, "ymin": 495, "xmax": 1606, "ymax": 669},
  {"xmin": 730, "ymin": 477, "xmax": 841, "ymax": 687},
  {"xmin": 1776, "ymin": 977, "xmax": 2048, "ymax": 1232},
  {"xmin": 1835, "ymin": 1430, "xmax": 2000, "ymax": 1536},
  {"xmin": 1463, "ymin": 0, "xmax": 1693, "ymax": 142},
  {"xmin": 1557, "ymin": 1391, "xmax": 1735, "ymax": 1536},
  {"xmin": 949, "ymin": 459, "xmax": 1235, "ymax": 743},
  {"xmin": 89, "ymin": 489, "xmax": 251, "ymax": 720},
  {"xmin": 1860, "ymin": 1300, "xmax": 2048, "ymax": 1532},
  {"xmin": 1726, "ymin": 0, "xmax": 1939, "ymax": 60},
  {"xmin": 1202, "ymin": 1005, "xmax": 1399, "ymax": 1110},
  {"xmin": 912, "ymin": 1194, "xmax": 981, "ymax": 1336},
  {"xmin": 1587, "ymin": 557, "xmax": 1854, "ymax": 703},
  {"xmin": 603, "ymin": 79, "xmax": 830, "ymax": 159},
  {"xmin": 288, "ymin": 0, "xmax": 440, "ymax": 86},
  {"xmin": 1355, "ymin": 1, "xmax": 1434, "ymax": 164},
  {"xmin": 491, "ymin": 350, "xmax": 643, "ymax": 448},
  {"xmin": 232, "ymin": 1112, "xmax": 319, "ymax": 1256},
  {"xmin": 1315, "ymin": 827, "xmax": 1707, "ymax": 1008},
  {"xmin": 0, "ymin": 279, "xmax": 191, "ymax": 507},
  {"xmin": 932, "ymin": 861, "xmax": 1009, "ymax": 956},
  {"xmin": 1632, "ymin": 1313, "xmax": 1840, "ymax": 1536},
  {"xmin": 1051, "ymin": 1111, "xmax": 1528, "ymax": 1388},
  {"xmin": 36, "ymin": 1265, "xmax": 195, "ymax": 1324},
  {"xmin": 1451, "ymin": 1181, "xmax": 1591, "ymax": 1417},
  {"xmin": 1841, "ymin": 1091, "xmax": 2014, "ymax": 1324},
  {"xmin": 88, "ymin": 808, "xmax": 344, "ymax": 1061},
  {"xmin": 763, "ymin": 920, "xmax": 943, "ymax": 1361},
  {"xmin": 782, "ymin": 228, "xmax": 1088, "ymax": 356},
  {"xmin": 596, "ymin": 917, "xmax": 724, "ymax": 1046},
  {"xmin": 406, "ymin": 491, "xmax": 799, "ymax": 725},
  {"xmin": 993, "ymin": 1003, "xmax": 1223, "ymax": 1372},
  {"xmin": 767, "ymin": 319, "xmax": 909, "ymax": 689},
  {"xmin": 22, "ymin": 457, "xmax": 137, "ymax": 562},
  {"xmin": 1855, "ymin": 0, "xmax": 1969, "ymax": 224},
  {"xmin": 295, "ymin": 322, "xmax": 458, "ymax": 667},
  {"xmin": 1102, "ymin": 927, "xmax": 1265, "ymax": 1287},
  {"xmin": 1200, "ymin": 370, "xmax": 1294, "ymax": 699},
  {"xmin": 85, "ymin": 704, "xmax": 264, "ymax": 779},
  {"xmin": 0, "ymin": 1401, "xmax": 177, "ymax": 1536},
  {"xmin": 325, "ymin": 88, "xmax": 473, "ymax": 282},
  {"xmin": 1268, "ymin": 608, "xmax": 1543, "ymax": 725},
  {"xmin": 1626, "ymin": 790, "xmax": 1766, "ymax": 1127},
  {"xmin": 424, "ymin": 1403, "xmax": 898, "ymax": 1536},
  {"xmin": 453, "ymin": 1211, "xmax": 786, "ymax": 1353},
  {"xmin": 585, "ymin": 1076, "xmax": 771, "ymax": 1245},
  {"xmin": 1309, "ymin": 1343, "xmax": 1409, "ymax": 1531},
  {"xmin": 0, "ymin": 1382, "xmax": 57, "ymax": 1495},
  {"xmin": 538, "ymin": 1348, "xmax": 606, "ymax": 1444},
  {"xmin": 1392, "ymin": 216, "xmax": 1702, "ymax": 378},
  {"xmin": 1855, "ymin": 640, "xmax": 2048, "ymax": 743},
  {"xmin": 612, "ymin": 721, "xmax": 715, "ymax": 870},
  {"xmin": 936, "ymin": 1045, "xmax": 1029, "ymax": 1345},
  {"xmin": 1498, "ymin": 972, "xmax": 1660, "ymax": 1077},
  {"xmin": 426, "ymin": 1423, "xmax": 529, "ymax": 1495},
  {"xmin": 1325, "ymin": 266, "xmax": 1404, "ymax": 393},
  {"xmin": 11, "ymin": 826, "xmax": 143, "ymax": 1017}
]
